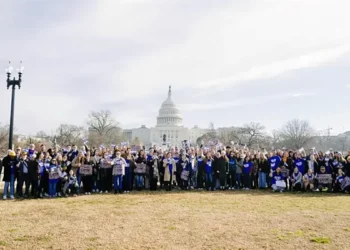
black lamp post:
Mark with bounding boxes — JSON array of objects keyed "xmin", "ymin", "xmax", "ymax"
[{"xmin": 5, "ymin": 61, "xmax": 23, "ymax": 150}]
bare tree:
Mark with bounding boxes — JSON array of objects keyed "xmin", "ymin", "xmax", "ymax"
[
  {"xmin": 240, "ymin": 122, "xmax": 266, "ymax": 147},
  {"xmin": 279, "ymin": 119, "xmax": 314, "ymax": 149},
  {"xmin": 55, "ymin": 124, "xmax": 86, "ymax": 147},
  {"xmin": 0, "ymin": 124, "xmax": 9, "ymax": 156},
  {"xmin": 87, "ymin": 110, "xmax": 123, "ymax": 146}
]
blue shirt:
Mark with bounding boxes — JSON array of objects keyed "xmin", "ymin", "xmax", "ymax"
[
  {"xmin": 243, "ymin": 161, "xmax": 252, "ymax": 174},
  {"xmin": 272, "ymin": 172, "xmax": 283, "ymax": 185},
  {"xmin": 205, "ymin": 160, "xmax": 212, "ymax": 174},
  {"xmin": 269, "ymin": 156, "xmax": 281, "ymax": 171},
  {"xmin": 294, "ymin": 158, "xmax": 306, "ymax": 175}
]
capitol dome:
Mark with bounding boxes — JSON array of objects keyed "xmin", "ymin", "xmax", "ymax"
[{"xmin": 156, "ymin": 86, "xmax": 183, "ymax": 127}]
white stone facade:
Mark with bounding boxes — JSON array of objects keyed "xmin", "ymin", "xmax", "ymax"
[{"xmin": 123, "ymin": 86, "xmax": 207, "ymax": 147}]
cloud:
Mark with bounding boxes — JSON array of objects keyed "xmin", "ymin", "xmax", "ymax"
[
  {"xmin": 196, "ymin": 44, "xmax": 350, "ymax": 91},
  {"xmin": 178, "ymin": 92, "xmax": 315, "ymax": 112}
]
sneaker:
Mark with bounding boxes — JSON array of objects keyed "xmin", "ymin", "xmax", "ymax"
[
  {"xmin": 232, "ymin": 187, "xmax": 235, "ymax": 190},
  {"xmin": 88, "ymin": 192, "xmax": 91, "ymax": 195},
  {"xmin": 96, "ymin": 189, "xmax": 99, "ymax": 193},
  {"xmin": 315, "ymin": 189, "xmax": 320, "ymax": 192},
  {"xmin": 100, "ymin": 191, "xmax": 103, "ymax": 194},
  {"xmin": 3, "ymin": 196, "xmax": 6, "ymax": 200},
  {"xmin": 105, "ymin": 191, "xmax": 108, "ymax": 194},
  {"xmin": 246, "ymin": 188, "xmax": 250, "ymax": 190},
  {"xmin": 280, "ymin": 190, "xmax": 284, "ymax": 193},
  {"xmin": 40, "ymin": 193, "xmax": 43, "ymax": 198},
  {"xmin": 92, "ymin": 189, "xmax": 96, "ymax": 193},
  {"xmin": 85, "ymin": 192, "xmax": 88, "ymax": 195},
  {"xmin": 127, "ymin": 191, "xmax": 130, "ymax": 193},
  {"xmin": 124, "ymin": 191, "xmax": 127, "ymax": 193},
  {"xmin": 73, "ymin": 194, "xmax": 77, "ymax": 197},
  {"xmin": 44, "ymin": 193, "xmax": 49, "ymax": 197},
  {"xmin": 58, "ymin": 193, "xmax": 61, "ymax": 197}
]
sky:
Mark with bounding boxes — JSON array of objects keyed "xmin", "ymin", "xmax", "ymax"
[{"xmin": 1, "ymin": 0, "xmax": 350, "ymax": 137}]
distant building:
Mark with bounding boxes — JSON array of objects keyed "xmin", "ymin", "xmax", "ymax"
[{"xmin": 123, "ymin": 86, "xmax": 207, "ymax": 147}]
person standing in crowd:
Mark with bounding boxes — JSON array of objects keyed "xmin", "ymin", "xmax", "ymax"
[
  {"xmin": 307, "ymin": 154, "xmax": 319, "ymax": 176},
  {"xmin": 18, "ymin": 151, "xmax": 30, "ymax": 198},
  {"xmin": 258, "ymin": 153, "xmax": 269, "ymax": 189},
  {"xmin": 99, "ymin": 151, "xmax": 112, "ymax": 194},
  {"xmin": 2, "ymin": 150, "xmax": 18, "ymax": 200},
  {"xmin": 149, "ymin": 150, "xmax": 159, "ymax": 191},
  {"xmin": 48, "ymin": 158, "xmax": 60, "ymax": 198},
  {"xmin": 135, "ymin": 150, "xmax": 147, "ymax": 191},
  {"xmin": 163, "ymin": 152, "xmax": 176, "ymax": 191},
  {"xmin": 28, "ymin": 153, "xmax": 40, "ymax": 198},
  {"xmin": 188, "ymin": 150, "xmax": 196, "ymax": 189},
  {"xmin": 204, "ymin": 152, "xmax": 214, "ymax": 191},
  {"xmin": 236, "ymin": 153, "xmax": 244, "ymax": 190},
  {"xmin": 82, "ymin": 151, "xmax": 94, "ymax": 195},
  {"xmin": 112, "ymin": 150, "xmax": 126, "ymax": 194},
  {"xmin": 227, "ymin": 151, "xmax": 237, "ymax": 190},
  {"xmin": 217, "ymin": 151, "xmax": 228, "ymax": 190},
  {"xmin": 242, "ymin": 156, "xmax": 252, "ymax": 190},
  {"xmin": 196, "ymin": 149, "xmax": 205, "ymax": 190},
  {"xmin": 124, "ymin": 150, "xmax": 135, "ymax": 193},
  {"xmin": 251, "ymin": 154, "xmax": 259, "ymax": 189},
  {"xmin": 72, "ymin": 151, "xmax": 85, "ymax": 194}
]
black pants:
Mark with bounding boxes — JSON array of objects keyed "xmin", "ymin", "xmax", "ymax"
[
  {"xmin": 82, "ymin": 175, "xmax": 93, "ymax": 192},
  {"xmin": 30, "ymin": 180, "xmax": 39, "ymax": 197},
  {"xmin": 165, "ymin": 176, "xmax": 172, "ymax": 191},
  {"xmin": 228, "ymin": 170, "xmax": 236, "ymax": 188},
  {"xmin": 243, "ymin": 174, "xmax": 251, "ymax": 188},
  {"xmin": 18, "ymin": 173, "xmax": 30, "ymax": 196},
  {"xmin": 251, "ymin": 174, "xmax": 258, "ymax": 189},
  {"xmin": 150, "ymin": 177, "xmax": 158, "ymax": 191},
  {"xmin": 293, "ymin": 182, "xmax": 302, "ymax": 191},
  {"xmin": 197, "ymin": 172, "xmax": 205, "ymax": 189}
]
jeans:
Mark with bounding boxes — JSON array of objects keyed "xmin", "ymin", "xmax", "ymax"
[
  {"xmin": 48, "ymin": 181, "xmax": 57, "ymax": 197},
  {"xmin": 123, "ymin": 170, "xmax": 132, "ymax": 191},
  {"xmin": 135, "ymin": 175, "xmax": 144, "ymax": 188},
  {"xmin": 205, "ymin": 173, "xmax": 213, "ymax": 190},
  {"xmin": 190, "ymin": 170, "xmax": 197, "ymax": 187},
  {"xmin": 4, "ymin": 174, "xmax": 15, "ymax": 197},
  {"xmin": 235, "ymin": 173, "xmax": 242, "ymax": 189},
  {"xmin": 114, "ymin": 175, "xmax": 123, "ymax": 192},
  {"xmin": 259, "ymin": 172, "xmax": 267, "ymax": 188}
]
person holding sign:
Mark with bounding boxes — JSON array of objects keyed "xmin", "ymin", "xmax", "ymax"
[
  {"xmin": 271, "ymin": 167, "xmax": 285, "ymax": 192},
  {"xmin": 315, "ymin": 166, "xmax": 332, "ymax": 192},
  {"xmin": 112, "ymin": 151, "xmax": 126, "ymax": 194},
  {"xmin": 48, "ymin": 158, "xmax": 60, "ymax": 198},
  {"xmin": 135, "ymin": 150, "xmax": 147, "ymax": 191},
  {"xmin": 82, "ymin": 151, "xmax": 94, "ymax": 195},
  {"xmin": 71, "ymin": 151, "xmax": 85, "ymax": 194},
  {"xmin": 163, "ymin": 152, "xmax": 176, "ymax": 191}
]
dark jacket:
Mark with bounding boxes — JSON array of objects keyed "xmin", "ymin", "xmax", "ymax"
[
  {"xmin": 2, "ymin": 156, "xmax": 18, "ymax": 182},
  {"xmin": 217, "ymin": 157, "xmax": 228, "ymax": 179},
  {"xmin": 18, "ymin": 159, "xmax": 30, "ymax": 176},
  {"xmin": 28, "ymin": 160, "xmax": 40, "ymax": 181},
  {"xmin": 258, "ymin": 159, "xmax": 270, "ymax": 173}
]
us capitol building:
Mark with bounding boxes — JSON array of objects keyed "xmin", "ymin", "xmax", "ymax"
[{"xmin": 123, "ymin": 86, "xmax": 208, "ymax": 147}]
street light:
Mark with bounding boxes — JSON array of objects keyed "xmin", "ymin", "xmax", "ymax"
[{"xmin": 5, "ymin": 61, "xmax": 24, "ymax": 150}]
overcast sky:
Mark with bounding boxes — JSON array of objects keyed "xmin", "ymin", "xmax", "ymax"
[{"xmin": 1, "ymin": 0, "xmax": 350, "ymax": 136}]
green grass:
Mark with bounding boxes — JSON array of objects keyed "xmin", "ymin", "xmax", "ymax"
[
  {"xmin": 0, "ymin": 240, "xmax": 8, "ymax": 246},
  {"xmin": 310, "ymin": 237, "xmax": 331, "ymax": 244}
]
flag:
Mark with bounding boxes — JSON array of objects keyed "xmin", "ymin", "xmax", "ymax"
[{"xmin": 82, "ymin": 138, "xmax": 88, "ymax": 145}]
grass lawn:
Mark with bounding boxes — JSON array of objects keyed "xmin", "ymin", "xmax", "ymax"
[{"xmin": 0, "ymin": 191, "xmax": 349, "ymax": 250}]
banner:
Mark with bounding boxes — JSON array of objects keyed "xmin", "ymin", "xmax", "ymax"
[
  {"xmin": 49, "ymin": 167, "xmax": 60, "ymax": 180},
  {"xmin": 112, "ymin": 164, "xmax": 124, "ymax": 176},
  {"xmin": 100, "ymin": 161, "xmax": 112, "ymax": 169},
  {"xmin": 134, "ymin": 163, "xmax": 146, "ymax": 174},
  {"xmin": 280, "ymin": 167, "xmax": 290, "ymax": 178},
  {"xmin": 181, "ymin": 170, "xmax": 189, "ymax": 181},
  {"xmin": 80, "ymin": 165, "xmax": 93, "ymax": 176},
  {"xmin": 317, "ymin": 174, "xmax": 332, "ymax": 184}
]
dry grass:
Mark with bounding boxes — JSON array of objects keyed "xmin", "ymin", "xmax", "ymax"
[{"xmin": 0, "ymin": 191, "xmax": 349, "ymax": 250}]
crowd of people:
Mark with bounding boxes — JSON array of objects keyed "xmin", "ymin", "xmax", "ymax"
[{"xmin": 1, "ymin": 143, "xmax": 350, "ymax": 200}]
